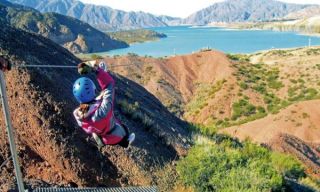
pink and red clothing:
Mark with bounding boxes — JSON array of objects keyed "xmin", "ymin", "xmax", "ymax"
[{"xmin": 73, "ymin": 67, "xmax": 126, "ymax": 145}]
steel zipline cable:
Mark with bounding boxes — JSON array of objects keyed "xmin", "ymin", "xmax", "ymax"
[{"xmin": 15, "ymin": 63, "xmax": 138, "ymax": 69}]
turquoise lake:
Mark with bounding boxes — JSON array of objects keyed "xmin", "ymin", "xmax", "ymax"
[{"xmin": 100, "ymin": 26, "xmax": 320, "ymax": 57}]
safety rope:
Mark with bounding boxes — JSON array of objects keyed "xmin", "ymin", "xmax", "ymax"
[{"xmin": 17, "ymin": 65, "xmax": 77, "ymax": 68}]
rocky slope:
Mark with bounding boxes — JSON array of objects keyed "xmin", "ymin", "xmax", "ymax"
[
  {"xmin": 284, "ymin": 6, "xmax": 320, "ymax": 20},
  {"xmin": 242, "ymin": 16, "xmax": 320, "ymax": 34},
  {"xmin": 222, "ymin": 100, "xmax": 320, "ymax": 177},
  {"xmin": 104, "ymin": 50, "xmax": 234, "ymax": 117},
  {"xmin": 0, "ymin": 19, "xmax": 190, "ymax": 191},
  {"xmin": 0, "ymin": 0, "xmax": 128, "ymax": 54},
  {"xmin": 7, "ymin": 0, "xmax": 175, "ymax": 31},
  {"xmin": 183, "ymin": 0, "xmax": 313, "ymax": 25},
  {"xmin": 101, "ymin": 47, "xmax": 320, "ymax": 182}
]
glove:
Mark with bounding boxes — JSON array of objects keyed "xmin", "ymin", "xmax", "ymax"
[
  {"xmin": 78, "ymin": 60, "xmax": 109, "ymax": 75},
  {"xmin": 0, "ymin": 56, "xmax": 11, "ymax": 72},
  {"xmin": 78, "ymin": 62, "xmax": 93, "ymax": 75},
  {"xmin": 98, "ymin": 61, "xmax": 108, "ymax": 72}
]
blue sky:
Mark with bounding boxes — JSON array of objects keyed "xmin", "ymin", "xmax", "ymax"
[{"xmin": 79, "ymin": 0, "xmax": 320, "ymax": 18}]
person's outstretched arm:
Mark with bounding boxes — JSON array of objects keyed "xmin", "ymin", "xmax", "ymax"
[
  {"xmin": 78, "ymin": 60, "xmax": 115, "ymax": 122},
  {"xmin": 91, "ymin": 82, "xmax": 114, "ymax": 122}
]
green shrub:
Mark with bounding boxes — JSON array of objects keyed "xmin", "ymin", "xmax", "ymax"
[
  {"xmin": 117, "ymin": 99, "xmax": 155, "ymax": 131},
  {"xmin": 239, "ymin": 82, "xmax": 248, "ymax": 90},
  {"xmin": 186, "ymin": 80, "xmax": 225, "ymax": 115},
  {"xmin": 177, "ymin": 141, "xmax": 297, "ymax": 192},
  {"xmin": 268, "ymin": 80, "xmax": 284, "ymax": 90},
  {"xmin": 271, "ymin": 152, "xmax": 305, "ymax": 179},
  {"xmin": 190, "ymin": 123, "xmax": 218, "ymax": 136},
  {"xmin": 253, "ymin": 84, "xmax": 267, "ymax": 94},
  {"xmin": 290, "ymin": 79, "xmax": 298, "ymax": 84},
  {"xmin": 231, "ymin": 99, "xmax": 258, "ymax": 120},
  {"xmin": 117, "ymin": 99, "xmax": 139, "ymax": 116},
  {"xmin": 302, "ymin": 113, "xmax": 310, "ymax": 119},
  {"xmin": 227, "ymin": 54, "xmax": 250, "ymax": 62}
]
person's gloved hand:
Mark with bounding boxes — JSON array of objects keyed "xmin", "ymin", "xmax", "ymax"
[
  {"xmin": 78, "ymin": 62, "xmax": 93, "ymax": 75},
  {"xmin": 98, "ymin": 61, "xmax": 108, "ymax": 72},
  {"xmin": 78, "ymin": 60, "xmax": 109, "ymax": 75},
  {"xmin": 0, "ymin": 56, "xmax": 11, "ymax": 72}
]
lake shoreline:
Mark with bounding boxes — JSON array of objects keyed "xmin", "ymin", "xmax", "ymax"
[
  {"xmin": 84, "ymin": 26, "xmax": 320, "ymax": 57},
  {"xmin": 204, "ymin": 22, "xmax": 320, "ymax": 38}
]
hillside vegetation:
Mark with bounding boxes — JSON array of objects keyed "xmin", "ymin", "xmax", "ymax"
[
  {"xmin": 102, "ymin": 47, "xmax": 320, "ymax": 191},
  {"xmin": 108, "ymin": 29, "xmax": 167, "ymax": 44},
  {"xmin": 0, "ymin": 0, "xmax": 128, "ymax": 53},
  {"xmin": 178, "ymin": 135, "xmax": 307, "ymax": 192}
]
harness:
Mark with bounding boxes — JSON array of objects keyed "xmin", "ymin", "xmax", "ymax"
[{"xmin": 81, "ymin": 99, "xmax": 115, "ymax": 136}]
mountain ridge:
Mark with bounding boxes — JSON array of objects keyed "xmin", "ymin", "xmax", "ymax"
[
  {"xmin": 0, "ymin": 0, "xmax": 128, "ymax": 54},
  {"xmin": 8, "ymin": 0, "xmax": 320, "ymax": 30},
  {"xmin": 7, "ymin": 0, "xmax": 177, "ymax": 31},
  {"xmin": 183, "ymin": 0, "xmax": 316, "ymax": 25}
]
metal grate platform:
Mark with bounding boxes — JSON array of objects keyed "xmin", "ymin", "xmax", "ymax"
[{"xmin": 33, "ymin": 187, "xmax": 158, "ymax": 192}]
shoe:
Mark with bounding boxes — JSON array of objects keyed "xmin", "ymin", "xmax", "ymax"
[
  {"xmin": 127, "ymin": 133, "xmax": 135, "ymax": 145},
  {"xmin": 92, "ymin": 133, "xmax": 104, "ymax": 148}
]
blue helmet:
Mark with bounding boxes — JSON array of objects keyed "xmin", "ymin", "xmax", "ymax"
[{"xmin": 73, "ymin": 77, "xmax": 96, "ymax": 103}]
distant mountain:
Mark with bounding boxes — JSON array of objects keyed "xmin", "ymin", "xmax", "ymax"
[
  {"xmin": 7, "ymin": 0, "xmax": 177, "ymax": 31},
  {"xmin": 0, "ymin": 0, "xmax": 128, "ymax": 53},
  {"xmin": 183, "ymin": 0, "xmax": 314, "ymax": 25},
  {"xmin": 157, "ymin": 15, "xmax": 182, "ymax": 26},
  {"xmin": 284, "ymin": 6, "xmax": 320, "ymax": 20},
  {"xmin": 243, "ymin": 15, "xmax": 320, "ymax": 34}
]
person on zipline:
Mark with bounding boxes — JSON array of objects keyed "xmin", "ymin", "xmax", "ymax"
[{"xmin": 73, "ymin": 60, "xmax": 135, "ymax": 148}]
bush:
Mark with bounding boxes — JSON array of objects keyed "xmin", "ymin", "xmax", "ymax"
[
  {"xmin": 268, "ymin": 80, "xmax": 284, "ymax": 90},
  {"xmin": 227, "ymin": 54, "xmax": 250, "ymax": 62},
  {"xmin": 117, "ymin": 99, "xmax": 155, "ymax": 131},
  {"xmin": 239, "ymin": 82, "xmax": 248, "ymax": 90},
  {"xmin": 177, "ymin": 141, "xmax": 297, "ymax": 192},
  {"xmin": 271, "ymin": 152, "xmax": 305, "ymax": 179},
  {"xmin": 186, "ymin": 80, "xmax": 225, "ymax": 115},
  {"xmin": 231, "ymin": 99, "xmax": 258, "ymax": 120}
]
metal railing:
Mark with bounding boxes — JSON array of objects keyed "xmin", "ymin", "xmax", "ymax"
[
  {"xmin": 33, "ymin": 187, "xmax": 157, "ymax": 192},
  {"xmin": 0, "ymin": 70, "xmax": 25, "ymax": 191}
]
